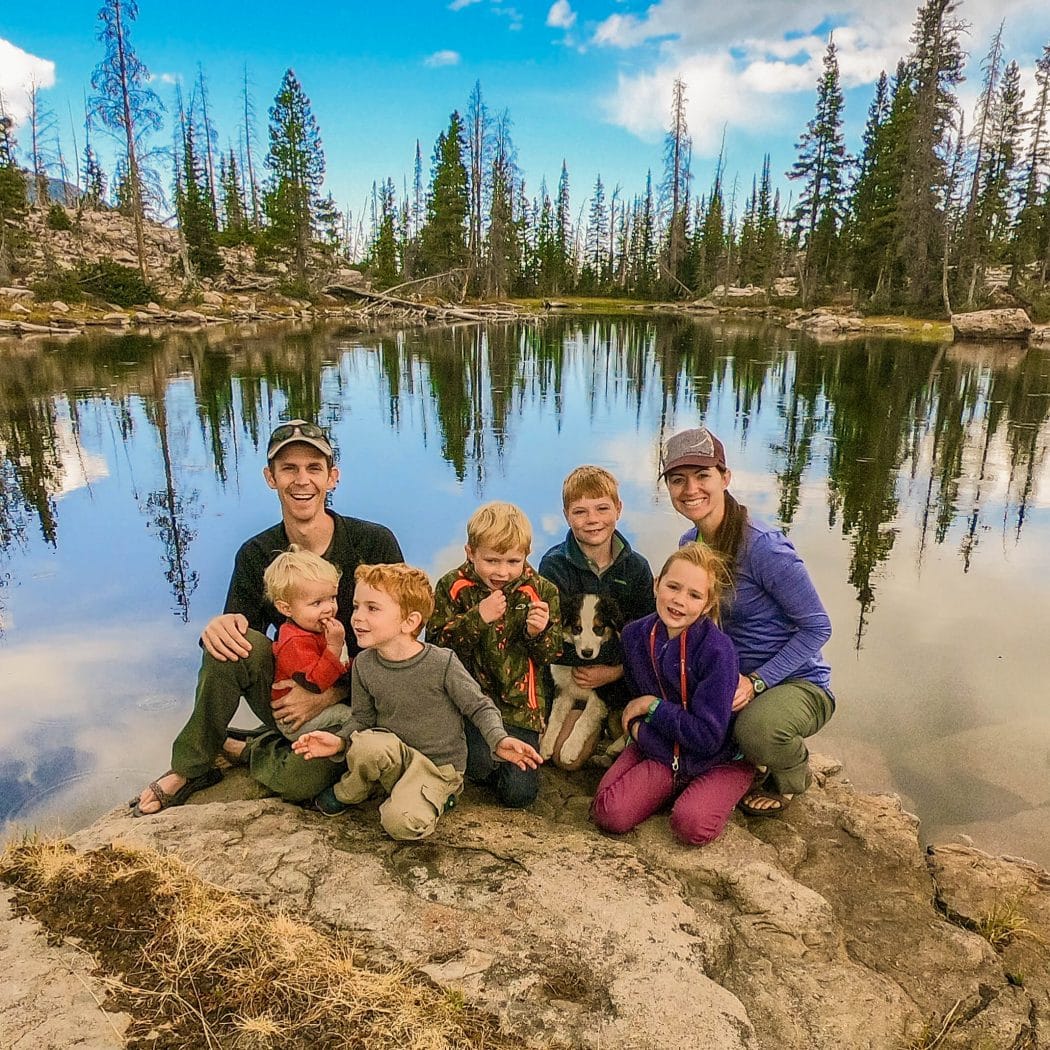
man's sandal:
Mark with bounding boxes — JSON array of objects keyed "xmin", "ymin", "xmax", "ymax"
[
  {"xmin": 738, "ymin": 787, "xmax": 792, "ymax": 818},
  {"xmin": 225, "ymin": 725, "xmax": 268, "ymax": 742},
  {"xmin": 129, "ymin": 768, "xmax": 222, "ymax": 818}
]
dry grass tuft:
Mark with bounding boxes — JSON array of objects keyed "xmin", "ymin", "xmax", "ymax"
[
  {"xmin": 973, "ymin": 895, "xmax": 1045, "ymax": 951},
  {"xmin": 1, "ymin": 838, "xmax": 529, "ymax": 1050}
]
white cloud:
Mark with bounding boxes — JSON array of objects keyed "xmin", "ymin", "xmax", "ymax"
[
  {"xmin": 547, "ymin": 0, "xmax": 576, "ymax": 30},
  {"xmin": 424, "ymin": 49, "xmax": 462, "ymax": 68},
  {"xmin": 0, "ymin": 38, "xmax": 56, "ymax": 127},
  {"xmin": 448, "ymin": 0, "xmax": 483, "ymax": 10},
  {"xmin": 593, "ymin": 0, "xmax": 1050, "ymax": 156}
]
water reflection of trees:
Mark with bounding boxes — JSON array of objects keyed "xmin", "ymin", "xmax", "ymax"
[{"xmin": 0, "ymin": 319, "xmax": 1047, "ymax": 638}]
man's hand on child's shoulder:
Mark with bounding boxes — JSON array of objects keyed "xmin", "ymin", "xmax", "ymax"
[
  {"xmin": 496, "ymin": 736, "xmax": 543, "ymax": 770},
  {"xmin": 525, "ymin": 599, "xmax": 550, "ymax": 637},
  {"xmin": 292, "ymin": 731, "xmax": 346, "ymax": 760}
]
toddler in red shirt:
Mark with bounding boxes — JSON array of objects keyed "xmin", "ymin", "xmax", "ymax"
[{"xmin": 263, "ymin": 546, "xmax": 352, "ymax": 739}]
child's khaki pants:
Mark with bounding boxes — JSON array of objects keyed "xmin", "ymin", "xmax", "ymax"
[{"xmin": 333, "ymin": 729, "xmax": 463, "ymax": 840}]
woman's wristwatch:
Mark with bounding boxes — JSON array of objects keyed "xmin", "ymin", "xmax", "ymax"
[{"xmin": 747, "ymin": 673, "xmax": 768, "ymax": 695}]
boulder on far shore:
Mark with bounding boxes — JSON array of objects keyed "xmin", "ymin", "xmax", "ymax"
[{"xmin": 951, "ymin": 308, "xmax": 1033, "ymax": 341}]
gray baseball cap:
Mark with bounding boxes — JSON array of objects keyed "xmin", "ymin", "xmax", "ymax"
[{"xmin": 660, "ymin": 427, "xmax": 727, "ymax": 476}]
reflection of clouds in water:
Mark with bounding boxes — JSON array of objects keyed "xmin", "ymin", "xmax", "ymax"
[
  {"xmin": 425, "ymin": 538, "xmax": 467, "ymax": 582},
  {"xmin": 539, "ymin": 513, "xmax": 563, "ymax": 540},
  {"xmin": 0, "ymin": 746, "xmax": 83, "ymax": 823},
  {"xmin": 52, "ymin": 416, "xmax": 110, "ymax": 498},
  {"xmin": 0, "ymin": 622, "xmax": 196, "ymax": 833}
]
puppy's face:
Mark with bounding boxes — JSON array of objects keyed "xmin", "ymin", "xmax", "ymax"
[{"xmin": 562, "ymin": 593, "xmax": 622, "ymax": 660}]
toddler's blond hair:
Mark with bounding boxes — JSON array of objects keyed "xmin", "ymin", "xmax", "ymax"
[{"xmin": 264, "ymin": 545, "xmax": 341, "ymax": 605}]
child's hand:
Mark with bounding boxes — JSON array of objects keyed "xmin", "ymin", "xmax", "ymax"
[
  {"xmin": 572, "ymin": 664, "xmax": 623, "ymax": 689},
  {"xmin": 322, "ymin": 617, "xmax": 346, "ymax": 655},
  {"xmin": 621, "ymin": 695, "xmax": 659, "ymax": 737},
  {"xmin": 292, "ymin": 731, "xmax": 345, "ymax": 760},
  {"xmin": 495, "ymin": 736, "xmax": 543, "ymax": 770},
  {"xmin": 478, "ymin": 590, "xmax": 507, "ymax": 624},
  {"xmin": 525, "ymin": 599, "xmax": 550, "ymax": 637}
]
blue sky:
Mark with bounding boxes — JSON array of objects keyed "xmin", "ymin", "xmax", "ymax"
[{"xmin": 2, "ymin": 0, "xmax": 1048, "ymax": 236}]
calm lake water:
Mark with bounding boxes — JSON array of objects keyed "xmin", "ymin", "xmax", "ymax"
[{"xmin": 1, "ymin": 316, "xmax": 1048, "ymax": 863}]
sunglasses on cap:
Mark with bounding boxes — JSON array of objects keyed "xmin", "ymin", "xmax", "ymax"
[{"xmin": 268, "ymin": 421, "xmax": 328, "ymax": 444}]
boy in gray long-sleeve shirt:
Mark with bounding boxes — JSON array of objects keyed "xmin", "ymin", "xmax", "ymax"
[{"xmin": 293, "ymin": 563, "xmax": 542, "ymax": 840}]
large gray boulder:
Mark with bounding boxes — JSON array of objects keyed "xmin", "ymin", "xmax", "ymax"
[
  {"xmin": 2, "ymin": 757, "xmax": 1025, "ymax": 1050},
  {"xmin": 4, "ymin": 757, "xmax": 1047, "ymax": 1049},
  {"xmin": 951, "ymin": 308, "xmax": 1033, "ymax": 341}
]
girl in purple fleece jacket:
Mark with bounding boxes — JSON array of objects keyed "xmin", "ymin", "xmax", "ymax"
[{"xmin": 591, "ymin": 544, "xmax": 755, "ymax": 845}]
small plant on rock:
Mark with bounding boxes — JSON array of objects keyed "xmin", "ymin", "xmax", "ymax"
[
  {"xmin": 974, "ymin": 894, "xmax": 1043, "ymax": 951},
  {"xmin": 46, "ymin": 203, "xmax": 74, "ymax": 230}
]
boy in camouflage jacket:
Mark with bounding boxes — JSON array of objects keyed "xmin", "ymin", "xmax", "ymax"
[{"xmin": 429, "ymin": 502, "xmax": 561, "ymax": 807}]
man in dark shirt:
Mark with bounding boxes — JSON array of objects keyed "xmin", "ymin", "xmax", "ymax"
[{"xmin": 133, "ymin": 420, "xmax": 402, "ymax": 815}]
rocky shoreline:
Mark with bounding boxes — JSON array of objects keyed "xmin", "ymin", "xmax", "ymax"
[
  {"xmin": 2, "ymin": 755, "xmax": 1047, "ymax": 1049},
  {"xmin": 4, "ymin": 205, "xmax": 1048, "ymax": 344}
]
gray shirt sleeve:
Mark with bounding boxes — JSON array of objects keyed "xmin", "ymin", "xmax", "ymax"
[
  {"xmin": 337, "ymin": 661, "xmax": 377, "ymax": 742},
  {"xmin": 443, "ymin": 651, "xmax": 507, "ymax": 753}
]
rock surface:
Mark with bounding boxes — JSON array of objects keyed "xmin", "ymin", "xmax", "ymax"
[
  {"xmin": 951, "ymin": 308, "xmax": 1034, "ymax": 340},
  {"xmin": 1, "ymin": 755, "xmax": 1042, "ymax": 1049},
  {"xmin": 0, "ymin": 889, "xmax": 131, "ymax": 1049}
]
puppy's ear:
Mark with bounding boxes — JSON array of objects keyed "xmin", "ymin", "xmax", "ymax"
[{"xmin": 599, "ymin": 595, "xmax": 625, "ymax": 630}]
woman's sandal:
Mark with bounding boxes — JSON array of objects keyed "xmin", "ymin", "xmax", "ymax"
[
  {"xmin": 129, "ymin": 768, "xmax": 222, "ymax": 818},
  {"xmin": 738, "ymin": 787, "xmax": 793, "ymax": 818}
]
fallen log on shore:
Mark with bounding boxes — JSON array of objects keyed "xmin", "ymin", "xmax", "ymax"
[{"xmin": 327, "ymin": 283, "xmax": 529, "ymax": 323}]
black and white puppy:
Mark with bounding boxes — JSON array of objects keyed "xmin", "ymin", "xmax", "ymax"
[{"xmin": 541, "ymin": 593, "xmax": 626, "ymax": 766}]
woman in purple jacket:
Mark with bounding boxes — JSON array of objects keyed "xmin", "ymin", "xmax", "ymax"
[
  {"xmin": 591, "ymin": 543, "xmax": 755, "ymax": 845},
  {"xmin": 660, "ymin": 426, "xmax": 834, "ymax": 817}
]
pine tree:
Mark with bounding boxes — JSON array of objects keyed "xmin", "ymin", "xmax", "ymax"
[
  {"xmin": 956, "ymin": 22, "xmax": 1006, "ymax": 304},
  {"xmin": 788, "ymin": 38, "xmax": 849, "ymax": 303},
  {"xmin": 695, "ymin": 166, "xmax": 725, "ymax": 294},
  {"xmin": 555, "ymin": 161, "xmax": 573, "ymax": 292},
  {"xmin": 174, "ymin": 99, "xmax": 222, "ymax": 278},
  {"xmin": 241, "ymin": 66, "xmax": 262, "ymax": 228},
  {"xmin": 1012, "ymin": 45, "xmax": 1050, "ymax": 281},
  {"xmin": 262, "ymin": 69, "xmax": 326, "ymax": 280},
  {"xmin": 464, "ymin": 81, "xmax": 491, "ymax": 293},
  {"xmin": 0, "ymin": 96, "xmax": 29, "ymax": 281},
  {"xmin": 194, "ymin": 64, "xmax": 219, "ymax": 224},
  {"xmin": 583, "ymin": 173, "xmax": 608, "ymax": 291},
  {"xmin": 661, "ymin": 76, "xmax": 692, "ymax": 292},
  {"xmin": 90, "ymin": 0, "xmax": 163, "ymax": 281},
  {"xmin": 756, "ymin": 154, "xmax": 782, "ymax": 289},
  {"xmin": 420, "ymin": 111, "xmax": 468, "ymax": 278},
  {"xmin": 369, "ymin": 179, "xmax": 398, "ymax": 287},
  {"xmin": 980, "ymin": 60, "xmax": 1025, "ymax": 262},
  {"xmin": 485, "ymin": 110, "xmax": 520, "ymax": 296},
  {"xmin": 218, "ymin": 149, "xmax": 251, "ymax": 244},
  {"xmin": 81, "ymin": 110, "xmax": 107, "ymax": 208},
  {"xmin": 894, "ymin": 0, "xmax": 965, "ymax": 310},
  {"xmin": 850, "ymin": 64, "xmax": 913, "ymax": 301},
  {"xmin": 26, "ymin": 78, "xmax": 58, "ymax": 206}
]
